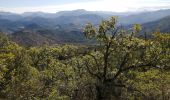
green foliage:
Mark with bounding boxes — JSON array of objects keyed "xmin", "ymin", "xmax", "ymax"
[
  {"xmin": 82, "ymin": 17, "xmax": 170, "ymax": 99},
  {"xmin": 0, "ymin": 16, "xmax": 170, "ymax": 100}
]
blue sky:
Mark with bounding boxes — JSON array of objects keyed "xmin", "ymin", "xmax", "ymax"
[
  {"xmin": 0, "ymin": 0, "xmax": 92, "ymax": 7},
  {"xmin": 0, "ymin": 0, "xmax": 170, "ymax": 13}
]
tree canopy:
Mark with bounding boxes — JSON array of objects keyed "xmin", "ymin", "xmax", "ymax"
[{"xmin": 0, "ymin": 17, "xmax": 170, "ymax": 100}]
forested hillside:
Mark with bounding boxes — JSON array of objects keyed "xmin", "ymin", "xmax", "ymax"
[
  {"xmin": 0, "ymin": 9, "xmax": 170, "ymax": 46},
  {"xmin": 0, "ymin": 17, "xmax": 169, "ymax": 100},
  {"xmin": 142, "ymin": 16, "xmax": 170, "ymax": 33},
  {"xmin": 10, "ymin": 29, "xmax": 86, "ymax": 47}
]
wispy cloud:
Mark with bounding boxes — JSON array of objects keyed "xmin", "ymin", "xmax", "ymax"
[{"xmin": 0, "ymin": 0, "xmax": 170, "ymax": 13}]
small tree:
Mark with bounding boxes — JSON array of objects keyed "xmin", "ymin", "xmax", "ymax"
[{"xmin": 82, "ymin": 17, "xmax": 166, "ymax": 99}]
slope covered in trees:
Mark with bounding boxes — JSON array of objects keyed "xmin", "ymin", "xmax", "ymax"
[
  {"xmin": 142, "ymin": 16, "xmax": 170, "ymax": 33},
  {"xmin": 0, "ymin": 9, "xmax": 170, "ymax": 46},
  {"xmin": 10, "ymin": 29, "xmax": 87, "ymax": 47},
  {"xmin": 119, "ymin": 9, "xmax": 170, "ymax": 25},
  {"xmin": 0, "ymin": 17, "xmax": 170, "ymax": 100}
]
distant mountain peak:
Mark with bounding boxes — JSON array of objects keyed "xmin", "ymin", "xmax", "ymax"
[
  {"xmin": 0, "ymin": 11, "xmax": 17, "ymax": 15},
  {"xmin": 73, "ymin": 9, "xmax": 87, "ymax": 12},
  {"xmin": 55, "ymin": 9, "xmax": 90, "ymax": 17}
]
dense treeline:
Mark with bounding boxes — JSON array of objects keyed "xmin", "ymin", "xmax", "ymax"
[{"xmin": 0, "ymin": 17, "xmax": 170, "ymax": 100}]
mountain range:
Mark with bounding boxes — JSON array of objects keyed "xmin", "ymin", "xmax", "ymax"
[{"xmin": 0, "ymin": 9, "xmax": 170, "ymax": 46}]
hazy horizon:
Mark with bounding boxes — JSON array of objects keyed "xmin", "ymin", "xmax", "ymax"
[{"xmin": 0, "ymin": 0, "xmax": 170, "ymax": 13}]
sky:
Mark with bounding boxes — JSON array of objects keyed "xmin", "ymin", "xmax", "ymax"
[{"xmin": 0, "ymin": 0, "xmax": 170, "ymax": 13}]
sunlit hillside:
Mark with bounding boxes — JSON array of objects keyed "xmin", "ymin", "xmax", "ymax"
[{"xmin": 0, "ymin": 0, "xmax": 170, "ymax": 100}]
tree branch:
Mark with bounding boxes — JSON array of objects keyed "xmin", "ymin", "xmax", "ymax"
[
  {"xmin": 103, "ymin": 28, "xmax": 120, "ymax": 81},
  {"xmin": 84, "ymin": 60, "xmax": 101, "ymax": 80},
  {"xmin": 122, "ymin": 63, "xmax": 161, "ymax": 71},
  {"xmin": 88, "ymin": 53, "xmax": 100, "ymax": 72}
]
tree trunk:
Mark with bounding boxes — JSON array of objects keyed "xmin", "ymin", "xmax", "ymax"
[
  {"xmin": 96, "ymin": 85, "xmax": 103, "ymax": 100},
  {"xmin": 95, "ymin": 82, "xmax": 122, "ymax": 100}
]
